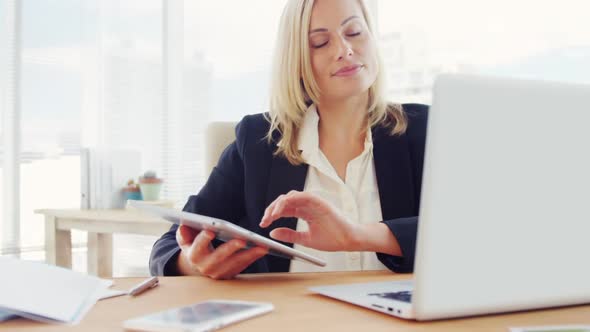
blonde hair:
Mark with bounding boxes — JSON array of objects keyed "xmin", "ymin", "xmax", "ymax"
[{"xmin": 267, "ymin": 0, "xmax": 408, "ymax": 165}]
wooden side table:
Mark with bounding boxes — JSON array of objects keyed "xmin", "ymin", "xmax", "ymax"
[{"xmin": 35, "ymin": 209, "xmax": 172, "ymax": 277}]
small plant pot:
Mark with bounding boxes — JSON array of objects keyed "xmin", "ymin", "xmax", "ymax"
[
  {"xmin": 123, "ymin": 190, "xmax": 142, "ymax": 201},
  {"xmin": 139, "ymin": 183, "xmax": 162, "ymax": 201},
  {"xmin": 123, "ymin": 185, "xmax": 142, "ymax": 201}
]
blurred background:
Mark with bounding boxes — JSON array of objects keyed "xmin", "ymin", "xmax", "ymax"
[{"xmin": 1, "ymin": 0, "xmax": 588, "ymax": 277}]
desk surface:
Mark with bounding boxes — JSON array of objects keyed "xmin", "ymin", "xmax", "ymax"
[{"xmin": 3, "ymin": 271, "xmax": 590, "ymax": 331}]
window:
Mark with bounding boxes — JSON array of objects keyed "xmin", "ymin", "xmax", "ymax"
[
  {"xmin": 1, "ymin": 0, "xmax": 23, "ymax": 257},
  {"xmin": 0, "ymin": 0, "xmax": 11, "ymax": 256},
  {"xmin": 377, "ymin": 0, "xmax": 590, "ymax": 104},
  {"xmin": 18, "ymin": 0, "xmax": 86, "ymax": 260}
]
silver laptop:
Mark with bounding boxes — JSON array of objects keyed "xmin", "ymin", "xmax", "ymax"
[{"xmin": 310, "ymin": 74, "xmax": 590, "ymax": 320}]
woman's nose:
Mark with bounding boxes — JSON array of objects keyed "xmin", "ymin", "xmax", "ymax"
[{"xmin": 334, "ymin": 37, "xmax": 353, "ymax": 61}]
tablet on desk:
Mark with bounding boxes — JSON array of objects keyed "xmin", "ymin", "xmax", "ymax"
[
  {"xmin": 123, "ymin": 300, "xmax": 273, "ymax": 332},
  {"xmin": 128, "ymin": 200, "xmax": 326, "ymax": 267}
]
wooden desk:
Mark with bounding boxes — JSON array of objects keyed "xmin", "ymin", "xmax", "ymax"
[
  {"xmin": 3, "ymin": 271, "xmax": 590, "ymax": 331},
  {"xmin": 35, "ymin": 209, "xmax": 171, "ymax": 278}
]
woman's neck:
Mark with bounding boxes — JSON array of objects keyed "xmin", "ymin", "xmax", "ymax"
[{"xmin": 316, "ymin": 94, "xmax": 369, "ymax": 144}]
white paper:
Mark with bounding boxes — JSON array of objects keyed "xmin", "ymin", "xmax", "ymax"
[
  {"xmin": 0, "ymin": 257, "xmax": 112, "ymax": 324},
  {"xmin": 99, "ymin": 289, "xmax": 128, "ymax": 300}
]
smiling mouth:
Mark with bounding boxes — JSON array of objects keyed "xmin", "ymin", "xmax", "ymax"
[{"xmin": 332, "ymin": 65, "xmax": 364, "ymax": 77}]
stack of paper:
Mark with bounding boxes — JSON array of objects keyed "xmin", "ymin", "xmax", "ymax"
[{"xmin": 0, "ymin": 256, "xmax": 112, "ymax": 325}]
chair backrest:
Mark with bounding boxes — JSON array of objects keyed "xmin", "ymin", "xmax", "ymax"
[{"xmin": 204, "ymin": 121, "xmax": 238, "ymax": 176}]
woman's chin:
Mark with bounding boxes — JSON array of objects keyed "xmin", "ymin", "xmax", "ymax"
[{"xmin": 325, "ymin": 85, "xmax": 371, "ymax": 101}]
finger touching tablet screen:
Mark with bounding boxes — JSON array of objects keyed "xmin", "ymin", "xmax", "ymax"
[{"xmin": 128, "ymin": 200, "xmax": 326, "ymax": 267}]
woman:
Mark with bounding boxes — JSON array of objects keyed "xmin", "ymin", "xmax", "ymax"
[{"xmin": 150, "ymin": 0, "xmax": 428, "ymax": 279}]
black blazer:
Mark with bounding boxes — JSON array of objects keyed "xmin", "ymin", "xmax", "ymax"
[{"xmin": 149, "ymin": 103, "xmax": 429, "ymax": 275}]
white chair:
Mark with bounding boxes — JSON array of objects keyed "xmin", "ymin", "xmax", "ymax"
[{"xmin": 204, "ymin": 121, "xmax": 238, "ymax": 175}]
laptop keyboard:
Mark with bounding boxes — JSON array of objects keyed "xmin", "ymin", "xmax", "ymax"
[{"xmin": 368, "ymin": 290, "xmax": 413, "ymax": 303}]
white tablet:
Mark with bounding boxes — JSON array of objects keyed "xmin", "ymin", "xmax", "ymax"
[
  {"xmin": 128, "ymin": 200, "xmax": 326, "ymax": 267},
  {"xmin": 123, "ymin": 300, "xmax": 273, "ymax": 332}
]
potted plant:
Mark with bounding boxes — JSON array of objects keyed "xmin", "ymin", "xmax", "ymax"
[
  {"xmin": 122, "ymin": 179, "xmax": 142, "ymax": 201},
  {"xmin": 138, "ymin": 170, "xmax": 163, "ymax": 201}
]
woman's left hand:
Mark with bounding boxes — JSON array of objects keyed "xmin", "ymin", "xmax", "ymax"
[{"xmin": 259, "ymin": 190, "xmax": 364, "ymax": 251}]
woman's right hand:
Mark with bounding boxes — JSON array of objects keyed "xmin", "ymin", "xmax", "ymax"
[{"xmin": 175, "ymin": 224, "xmax": 268, "ymax": 279}]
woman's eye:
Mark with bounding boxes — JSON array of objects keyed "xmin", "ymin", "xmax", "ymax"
[
  {"xmin": 347, "ymin": 31, "xmax": 361, "ymax": 37},
  {"xmin": 312, "ymin": 41, "xmax": 329, "ymax": 48}
]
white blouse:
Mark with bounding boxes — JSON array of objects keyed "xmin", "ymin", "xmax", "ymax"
[{"xmin": 289, "ymin": 105, "xmax": 387, "ymax": 272}]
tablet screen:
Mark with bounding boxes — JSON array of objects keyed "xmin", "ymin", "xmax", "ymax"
[
  {"xmin": 141, "ymin": 302, "xmax": 260, "ymax": 325},
  {"xmin": 124, "ymin": 300, "xmax": 273, "ymax": 331}
]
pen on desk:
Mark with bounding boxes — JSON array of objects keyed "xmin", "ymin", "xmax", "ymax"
[{"xmin": 129, "ymin": 276, "xmax": 159, "ymax": 297}]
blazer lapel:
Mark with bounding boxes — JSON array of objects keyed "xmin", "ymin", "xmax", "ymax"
[{"xmin": 372, "ymin": 126, "xmax": 416, "ymax": 220}]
